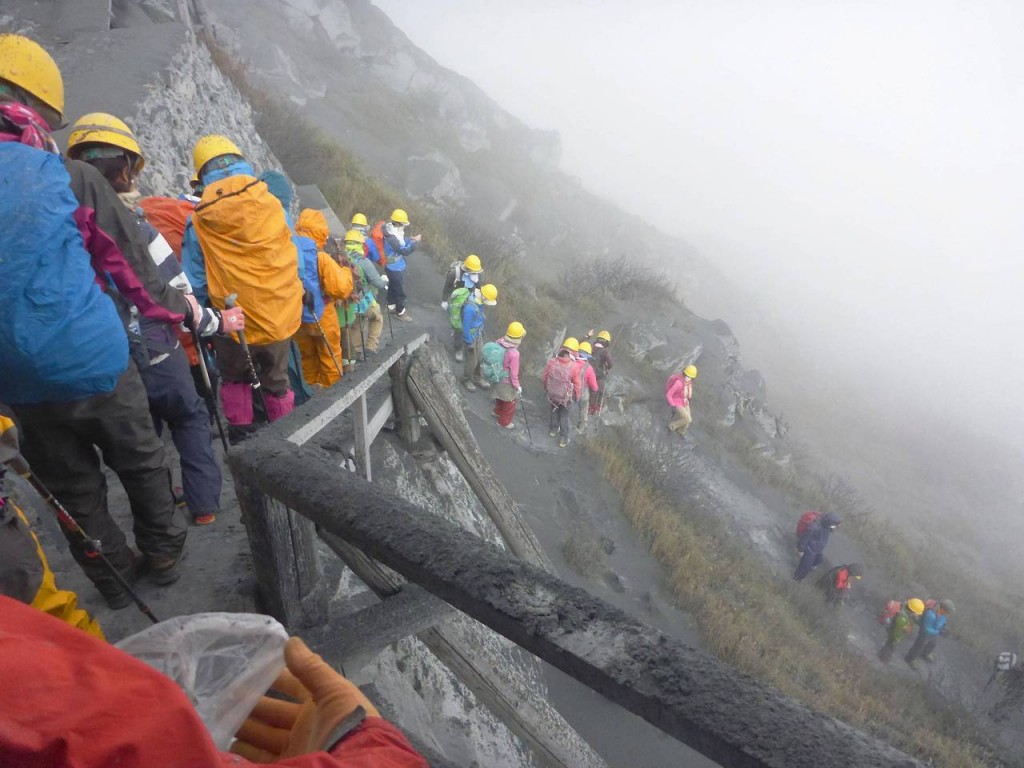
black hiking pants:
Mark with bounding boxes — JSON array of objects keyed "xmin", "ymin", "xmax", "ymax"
[
  {"xmin": 549, "ymin": 401, "xmax": 571, "ymax": 442},
  {"xmin": 905, "ymin": 631, "xmax": 938, "ymax": 664},
  {"xmin": 12, "ymin": 363, "xmax": 186, "ymax": 597}
]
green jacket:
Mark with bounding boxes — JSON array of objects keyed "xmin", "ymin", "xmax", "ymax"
[{"xmin": 888, "ymin": 610, "xmax": 916, "ymax": 643}]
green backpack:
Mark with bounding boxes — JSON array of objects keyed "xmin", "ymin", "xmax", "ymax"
[
  {"xmin": 448, "ymin": 286, "xmax": 471, "ymax": 330},
  {"xmin": 481, "ymin": 342, "xmax": 509, "ymax": 383}
]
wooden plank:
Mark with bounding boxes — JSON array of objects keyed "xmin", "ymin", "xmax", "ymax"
[
  {"xmin": 407, "ymin": 347, "xmax": 553, "ymax": 571},
  {"xmin": 318, "ymin": 531, "xmax": 606, "ymax": 768},
  {"xmin": 390, "ymin": 355, "xmax": 421, "ymax": 445},
  {"xmin": 352, "ymin": 393, "xmax": 371, "ymax": 482},
  {"xmin": 366, "ymin": 395, "xmax": 394, "ymax": 444}
]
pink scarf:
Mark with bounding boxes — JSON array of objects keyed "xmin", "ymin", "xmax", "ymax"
[{"xmin": 0, "ymin": 102, "xmax": 59, "ymax": 153}]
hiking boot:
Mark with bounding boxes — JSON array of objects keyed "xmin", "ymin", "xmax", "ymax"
[
  {"xmin": 101, "ymin": 587, "xmax": 133, "ymax": 610},
  {"xmin": 559, "ymin": 438, "xmax": 569, "ymax": 448},
  {"xmin": 144, "ymin": 551, "xmax": 183, "ymax": 586},
  {"xmin": 228, "ymin": 423, "xmax": 260, "ymax": 445},
  {"xmin": 549, "ymin": 430, "xmax": 558, "ymax": 437},
  {"xmin": 463, "ymin": 380, "xmax": 477, "ymax": 392},
  {"xmin": 503, "ymin": 422, "xmax": 516, "ymax": 430},
  {"xmin": 474, "ymin": 377, "xmax": 491, "ymax": 390},
  {"xmin": 454, "ymin": 349, "xmax": 464, "ymax": 362},
  {"xmin": 387, "ymin": 303, "xmax": 397, "ymax": 311},
  {"xmin": 396, "ymin": 310, "xmax": 412, "ymax": 322},
  {"xmin": 192, "ymin": 512, "xmax": 217, "ymax": 526},
  {"xmin": 98, "ymin": 552, "xmax": 139, "ymax": 609}
]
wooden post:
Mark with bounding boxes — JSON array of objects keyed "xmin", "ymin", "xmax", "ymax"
[
  {"xmin": 352, "ymin": 392, "xmax": 371, "ymax": 481},
  {"xmin": 390, "ymin": 355, "xmax": 421, "ymax": 445}
]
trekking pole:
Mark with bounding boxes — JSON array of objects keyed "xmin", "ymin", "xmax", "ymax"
[
  {"xmin": 518, "ymin": 395, "xmax": 532, "ymax": 442},
  {"xmin": 384, "ymin": 291, "xmax": 395, "ymax": 340},
  {"xmin": 18, "ymin": 468, "xmax": 159, "ymax": 624},
  {"xmin": 224, "ymin": 294, "xmax": 268, "ymax": 417},
  {"xmin": 357, "ymin": 308, "xmax": 367, "ymax": 361},
  {"xmin": 312, "ymin": 310, "xmax": 345, "ymax": 380},
  {"xmin": 191, "ymin": 328, "xmax": 229, "ymax": 453}
]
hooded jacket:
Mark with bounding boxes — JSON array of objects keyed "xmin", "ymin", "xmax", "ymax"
[{"xmin": 797, "ymin": 512, "xmax": 841, "ymax": 555}]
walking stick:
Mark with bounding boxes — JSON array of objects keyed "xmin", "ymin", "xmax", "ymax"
[
  {"xmin": 357, "ymin": 307, "xmax": 367, "ymax": 361},
  {"xmin": 191, "ymin": 328, "xmax": 229, "ymax": 453},
  {"xmin": 384, "ymin": 288, "xmax": 395, "ymax": 340},
  {"xmin": 18, "ymin": 468, "xmax": 159, "ymax": 624},
  {"xmin": 518, "ymin": 394, "xmax": 532, "ymax": 442},
  {"xmin": 312, "ymin": 309, "xmax": 345, "ymax": 380},
  {"xmin": 224, "ymin": 293, "xmax": 268, "ymax": 417}
]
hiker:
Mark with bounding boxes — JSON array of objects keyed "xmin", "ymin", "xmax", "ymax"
[
  {"xmin": 369, "ymin": 208, "xmax": 421, "ymax": 321},
  {"xmin": 817, "ymin": 562, "xmax": 863, "ymax": 605},
  {"xmin": 878, "ymin": 598, "xmax": 925, "ymax": 663},
  {"xmin": 294, "ymin": 209, "xmax": 354, "ymax": 387},
  {"xmin": 574, "ymin": 341, "xmax": 599, "ymax": 432},
  {"xmin": 666, "ymin": 364, "xmax": 698, "ymax": 436},
  {"xmin": 990, "ymin": 653, "xmax": 1024, "ymax": 722},
  {"xmin": 0, "ymin": 595, "xmax": 429, "ymax": 768},
  {"xmin": 793, "ymin": 512, "xmax": 841, "ymax": 581},
  {"xmin": 67, "ymin": 112, "xmax": 231, "ymax": 527},
  {"xmin": 183, "ymin": 135, "xmax": 304, "ymax": 438},
  {"xmin": 442, "ymin": 254, "xmax": 484, "ymax": 361},
  {"xmin": 543, "ymin": 338, "xmax": 582, "ymax": 448},
  {"xmin": 905, "ymin": 599, "xmax": 955, "ymax": 668},
  {"xmin": 351, "ymin": 211, "xmax": 369, "ymax": 235},
  {"xmin": 461, "ymin": 284, "xmax": 499, "ymax": 391},
  {"xmin": 0, "ymin": 414, "xmax": 103, "ymax": 638},
  {"xmin": 0, "ymin": 34, "xmax": 199, "ymax": 605},
  {"xmin": 343, "ymin": 229, "xmax": 388, "ymax": 357},
  {"xmin": 489, "ymin": 322, "xmax": 526, "ymax": 429},
  {"xmin": 584, "ymin": 330, "xmax": 614, "ymax": 417}
]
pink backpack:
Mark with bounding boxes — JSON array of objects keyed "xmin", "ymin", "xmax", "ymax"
[{"xmin": 545, "ymin": 357, "xmax": 576, "ymax": 406}]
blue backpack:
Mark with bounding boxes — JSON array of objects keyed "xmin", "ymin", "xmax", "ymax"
[
  {"xmin": 295, "ymin": 235, "xmax": 325, "ymax": 324},
  {"xmin": 0, "ymin": 145, "xmax": 127, "ymax": 404},
  {"xmin": 481, "ymin": 342, "xmax": 509, "ymax": 383}
]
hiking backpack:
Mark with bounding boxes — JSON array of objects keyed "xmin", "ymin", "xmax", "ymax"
[
  {"xmin": 138, "ymin": 196, "xmax": 194, "ymax": 258},
  {"xmin": 481, "ymin": 342, "xmax": 509, "ymax": 384},
  {"xmin": 795, "ymin": 511, "xmax": 822, "ymax": 540},
  {"xmin": 879, "ymin": 600, "xmax": 901, "ymax": 626},
  {"xmin": 545, "ymin": 357, "xmax": 575, "ymax": 406},
  {"xmin": 448, "ymin": 287, "xmax": 472, "ymax": 330},
  {"xmin": 296, "ymin": 235, "xmax": 325, "ymax": 324},
  {"xmin": 370, "ymin": 220, "xmax": 388, "ymax": 267}
]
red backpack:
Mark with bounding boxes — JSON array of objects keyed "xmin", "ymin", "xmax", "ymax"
[
  {"xmin": 370, "ymin": 220, "xmax": 388, "ymax": 268},
  {"xmin": 795, "ymin": 511, "xmax": 822, "ymax": 540},
  {"xmin": 138, "ymin": 196, "xmax": 195, "ymax": 258},
  {"xmin": 544, "ymin": 357, "xmax": 576, "ymax": 406},
  {"xmin": 879, "ymin": 600, "xmax": 901, "ymax": 625}
]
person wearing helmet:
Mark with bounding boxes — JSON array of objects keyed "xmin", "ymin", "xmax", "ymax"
[
  {"xmin": 583, "ymin": 329, "xmax": 614, "ymax": 417},
  {"xmin": 879, "ymin": 598, "xmax": 925, "ymax": 663},
  {"xmin": 350, "ymin": 212, "xmax": 369, "ymax": 234},
  {"xmin": 442, "ymin": 255, "xmax": 484, "ymax": 360},
  {"xmin": 573, "ymin": 341, "xmax": 600, "ymax": 432},
  {"xmin": 182, "ymin": 134, "xmax": 304, "ymax": 434},
  {"xmin": 461, "ymin": 284, "xmax": 498, "ymax": 391},
  {"xmin": 0, "ymin": 35, "xmax": 206, "ymax": 604},
  {"xmin": 665, "ymin": 364, "xmax": 697, "ymax": 437},
  {"xmin": 342, "ymin": 229, "xmax": 388, "ymax": 357},
  {"xmin": 491, "ymin": 322, "xmax": 526, "ymax": 428},
  {"xmin": 793, "ymin": 511, "xmax": 841, "ymax": 581},
  {"xmin": 373, "ymin": 208, "xmax": 420, "ymax": 320},
  {"xmin": 905, "ymin": 598, "xmax": 956, "ymax": 668},
  {"xmin": 543, "ymin": 339, "xmax": 583, "ymax": 448},
  {"xmin": 816, "ymin": 562, "xmax": 863, "ymax": 606},
  {"xmin": 67, "ymin": 112, "xmax": 241, "ymax": 527}
]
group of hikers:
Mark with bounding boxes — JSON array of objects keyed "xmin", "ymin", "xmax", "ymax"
[{"xmin": 0, "ymin": 33, "xmax": 428, "ymax": 767}]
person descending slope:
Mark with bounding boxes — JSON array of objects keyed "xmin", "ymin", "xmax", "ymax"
[
  {"xmin": 183, "ymin": 135, "xmax": 304, "ymax": 437},
  {"xmin": 442, "ymin": 255, "xmax": 484, "ymax": 361},
  {"xmin": 294, "ymin": 209, "xmax": 354, "ymax": 388},
  {"xmin": 461, "ymin": 284, "xmax": 499, "ymax": 391},
  {"xmin": 793, "ymin": 512, "xmax": 841, "ymax": 581},
  {"xmin": 905, "ymin": 599, "xmax": 955, "ymax": 668},
  {"xmin": 574, "ymin": 341, "xmax": 599, "ymax": 432},
  {"xmin": 816, "ymin": 562, "xmax": 863, "ymax": 605},
  {"xmin": 878, "ymin": 598, "xmax": 925, "ymax": 663},
  {"xmin": 343, "ymin": 229, "xmax": 388, "ymax": 356},
  {"xmin": 488, "ymin": 322, "xmax": 526, "ymax": 429},
  {"xmin": 543, "ymin": 338, "xmax": 582, "ymax": 448},
  {"xmin": 0, "ymin": 35, "xmax": 198, "ymax": 604},
  {"xmin": 665, "ymin": 364, "xmax": 697, "ymax": 436},
  {"xmin": 585, "ymin": 329, "xmax": 614, "ymax": 417},
  {"xmin": 66, "ymin": 112, "xmax": 234, "ymax": 527},
  {"xmin": 370, "ymin": 208, "xmax": 421, "ymax": 320}
]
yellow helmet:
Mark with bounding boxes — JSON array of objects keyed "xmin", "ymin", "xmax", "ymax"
[
  {"xmin": 193, "ymin": 134, "xmax": 242, "ymax": 173},
  {"xmin": 506, "ymin": 321, "xmax": 526, "ymax": 339},
  {"xmin": 390, "ymin": 208, "xmax": 410, "ymax": 225},
  {"xmin": 67, "ymin": 113, "xmax": 145, "ymax": 171},
  {"xmin": 596, "ymin": 330, "xmax": 612, "ymax": 343},
  {"xmin": 578, "ymin": 341, "xmax": 592, "ymax": 355},
  {"xmin": 344, "ymin": 228, "xmax": 365, "ymax": 244},
  {"xmin": 463, "ymin": 254, "xmax": 483, "ymax": 273},
  {"xmin": 351, "ymin": 212, "xmax": 368, "ymax": 227},
  {"xmin": 562, "ymin": 337, "xmax": 580, "ymax": 353},
  {"xmin": 906, "ymin": 598, "xmax": 925, "ymax": 616},
  {"xmin": 0, "ymin": 34, "xmax": 65, "ymax": 129},
  {"xmin": 480, "ymin": 283, "xmax": 498, "ymax": 305},
  {"xmin": 683, "ymin": 365, "xmax": 698, "ymax": 379}
]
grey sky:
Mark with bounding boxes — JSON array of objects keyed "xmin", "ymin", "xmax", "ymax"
[{"xmin": 376, "ymin": 0, "xmax": 1024, "ymax": 445}]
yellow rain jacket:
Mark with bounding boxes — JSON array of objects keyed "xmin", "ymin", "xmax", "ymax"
[
  {"xmin": 294, "ymin": 209, "xmax": 354, "ymax": 387},
  {"xmin": 192, "ymin": 175, "xmax": 303, "ymax": 345}
]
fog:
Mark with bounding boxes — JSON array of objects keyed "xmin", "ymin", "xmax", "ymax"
[{"xmin": 377, "ymin": 0, "xmax": 1024, "ymax": 487}]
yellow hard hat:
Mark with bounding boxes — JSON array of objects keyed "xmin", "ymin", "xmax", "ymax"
[
  {"xmin": 67, "ymin": 113, "xmax": 145, "ymax": 171},
  {"xmin": 390, "ymin": 208, "xmax": 410, "ymax": 225},
  {"xmin": 480, "ymin": 283, "xmax": 498, "ymax": 305},
  {"xmin": 193, "ymin": 134, "xmax": 242, "ymax": 173},
  {"xmin": 344, "ymin": 228, "xmax": 365, "ymax": 244},
  {"xmin": 506, "ymin": 321, "xmax": 526, "ymax": 339},
  {"xmin": 562, "ymin": 337, "xmax": 580, "ymax": 353},
  {"xmin": 351, "ymin": 212, "xmax": 368, "ymax": 227},
  {"xmin": 578, "ymin": 341, "xmax": 592, "ymax": 355},
  {"xmin": 597, "ymin": 330, "xmax": 612, "ymax": 343},
  {"xmin": 463, "ymin": 254, "xmax": 483, "ymax": 273},
  {"xmin": 683, "ymin": 365, "xmax": 698, "ymax": 379},
  {"xmin": 906, "ymin": 598, "xmax": 925, "ymax": 615},
  {"xmin": 0, "ymin": 34, "xmax": 65, "ymax": 129}
]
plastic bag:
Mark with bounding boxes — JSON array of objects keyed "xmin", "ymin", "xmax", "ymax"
[{"xmin": 116, "ymin": 612, "xmax": 288, "ymax": 749}]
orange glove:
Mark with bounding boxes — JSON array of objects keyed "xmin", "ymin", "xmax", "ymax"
[{"xmin": 231, "ymin": 637, "xmax": 379, "ymax": 763}]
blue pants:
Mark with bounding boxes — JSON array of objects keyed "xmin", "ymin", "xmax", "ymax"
[
  {"xmin": 793, "ymin": 550, "xmax": 823, "ymax": 581},
  {"xmin": 386, "ymin": 268, "xmax": 407, "ymax": 312},
  {"xmin": 139, "ymin": 345, "xmax": 222, "ymax": 517}
]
